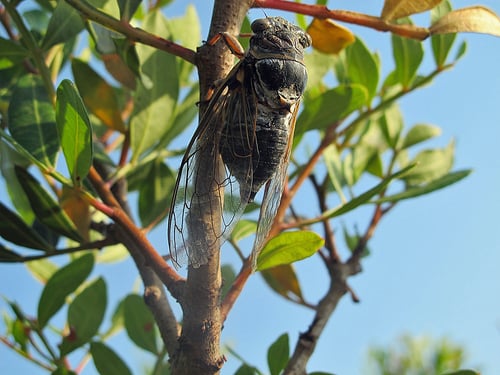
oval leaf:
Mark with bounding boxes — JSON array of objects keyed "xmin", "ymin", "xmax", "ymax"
[
  {"xmin": 346, "ymin": 38, "xmax": 380, "ymax": 103},
  {"xmin": 8, "ymin": 75, "xmax": 59, "ymax": 167},
  {"xmin": 431, "ymin": 1, "xmax": 457, "ymax": 68},
  {"xmin": 381, "ymin": 0, "xmax": 444, "ymax": 20},
  {"xmin": 0, "ymin": 37, "xmax": 29, "ymax": 68},
  {"xmin": 90, "ymin": 341, "xmax": 133, "ymax": 375},
  {"xmin": 261, "ymin": 264, "xmax": 305, "ymax": 303},
  {"xmin": 392, "ymin": 31, "xmax": 424, "ymax": 88},
  {"xmin": 430, "ymin": 6, "xmax": 500, "ymax": 37},
  {"xmin": 402, "ymin": 123, "xmax": 441, "ymax": 149},
  {"xmin": 60, "ymin": 277, "xmax": 107, "ymax": 355},
  {"xmin": 37, "ymin": 253, "xmax": 94, "ymax": 328},
  {"xmin": 256, "ymin": 231, "xmax": 324, "ymax": 271},
  {"xmin": 56, "ymin": 79, "xmax": 93, "ymax": 186},
  {"xmin": 267, "ymin": 333, "xmax": 289, "ymax": 375},
  {"xmin": 42, "ymin": 1, "xmax": 84, "ymax": 50},
  {"xmin": 307, "ymin": 18, "xmax": 355, "ymax": 54},
  {"xmin": 123, "ymin": 294, "xmax": 158, "ymax": 354}
]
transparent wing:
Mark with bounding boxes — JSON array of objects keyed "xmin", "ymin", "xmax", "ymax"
[
  {"xmin": 168, "ymin": 62, "xmax": 256, "ymax": 268},
  {"xmin": 251, "ymin": 101, "xmax": 300, "ymax": 268}
]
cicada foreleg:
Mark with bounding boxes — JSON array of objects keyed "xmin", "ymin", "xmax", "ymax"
[{"xmin": 205, "ymin": 31, "xmax": 246, "ymax": 59}]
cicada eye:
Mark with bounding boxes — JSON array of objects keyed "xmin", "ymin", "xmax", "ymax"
[
  {"xmin": 300, "ymin": 32, "xmax": 312, "ymax": 49},
  {"xmin": 251, "ymin": 18, "xmax": 272, "ymax": 33}
]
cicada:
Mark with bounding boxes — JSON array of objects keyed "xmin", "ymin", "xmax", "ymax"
[{"xmin": 168, "ymin": 16, "xmax": 311, "ymax": 268}]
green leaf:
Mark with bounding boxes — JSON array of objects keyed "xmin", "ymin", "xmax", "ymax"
[
  {"xmin": 322, "ymin": 164, "xmax": 415, "ymax": 219},
  {"xmin": 431, "ymin": 1, "xmax": 456, "ymax": 68},
  {"xmin": 0, "ymin": 37, "xmax": 29, "ymax": 69},
  {"xmin": 221, "ymin": 264, "xmax": 237, "ymax": 299},
  {"xmin": 401, "ymin": 141, "xmax": 455, "ymax": 186},
  {"xmin": 374, "ymin": 170, "xmax": 471, "ymax": 203},
  {"xmin": 14, "ymin": 167, "xmax": 82, "ymax": 242},
  {"xmin": 454, "ymin": 40, "xmax": 467, "ymax": 62},
  {"xmin": 256, "ymin": 231, "xmax": 324, "ymax": 271},
  {"xmin": 101, "ymin": 299, "xmax": 126, "ymax": 340},
  {"xmin": 42, "ymin": 1, "xmax": 84, "ymax": 50},
  {"xmin": 56, "ymin": 80, "xmax": 93, "ymax": 186},
  {"xmin": 26, "ymin": 258, "xmax": 58, "ymax": 284},
  {"xmin": 51, "ymin": 367, "xmax": 78, "ymax": 375},
  {"xmin": 298, "ymin": 84, "xmax": 368, "ymax": 134},
  {"xmin": 0, "ymin": 202, "xmax": 54, "ymax": 251},
  {"xmin": 7, "ymin": 74, "xmax": 59, "ymax": 167},
  {"xmin": 267, "ymin": 333, "xmax": 289, "ymax": 375},
  {"xmin": 37, "ymin": 253, "xmax": 94, "ymax": 328},
  {"xmin": 0, "ymin": 245, "xmax": 23, "ymax": 262},
  {"xmin": 401, "ymin": 123, "xmax": 442, "ymax": 149},
  {"xmin": 138, "ymin": 159, "xmax": 175, "ymax": 227},
  {"xmin": 123, "ymin": 294, "xmax": 158, "ymax": 354},
  {"xmin": 60, "ymin": 277, "xmax": 107, "ymax": 355},
  {"xmin": 118, "ymin": 0, "xmax": 141, "ymax": 21},
  {"xmin": 90, "ymin": 341, "xmax": 133, "ymax": 375},
  {"xmin": 392, "ymin": 28, "xmax": 424, "ymax": 87},
  {"xmin": 231, "ymin": 220, "xmax": 258, "ymax": 243},
  {"xmin": 440, "ymin": 371, "xmax": 480, "ymax": 375},
  {"xmin": 235, "ymin": 364, "xmax": 260, "ymax": 375},
  {"xmin": 346, "ymin": 38, "xmax": 379, "ymax": 103},
  {"xmin": 323, "ymin": 144, "xmax": 348, "ymax": 201},
  {"xmin": 12, "ymin": 318, "xmax": 29, "ymax": 351},
  {"xmin": 380, "ymin": 104, "xmax": 403, "ymax": 148},
  {"xmin": 343, "ymin": 225, "xmax": 370, "ymax": 257},
  {"xmin": 130, "ymin": 11, "xmax": 179, "ymax": 161},
  {"xmin": 261, "ymin": 264, "xmax": 305, "ymax": 303},
  {"xmin": 71, "ymin": 59, "xmax": 126, "ymax": 132}
]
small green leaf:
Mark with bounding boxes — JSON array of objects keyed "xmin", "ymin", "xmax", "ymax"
[
  {"xmin": 138, "ymin": 159, "xmax": 175, "ymax": 227},
  {"xmin": 402, "ymin": 141, "xmax": 455, "ymax": 186},
  {"xmin": 221, "ymin": 264, "xmax": 237, "ymax": 299},
  {"xmin": 235, "ymin": 364, "xmax": 260, "ymax": 375},
  {"xmin": 267, "ymin": 333, "xmax": 289, "ymax": 375},
  {"xmin": 12, "ymin": 318, "xmax": 29, "ymax": 351},
  {"xmin": 14, "ymin": 167, "xmax": 82, "ymax": 242},
  {"xmin": 346, "ymin": 38, "xmax": 379, "ymax": 103},
  {"xmin": 454, "ymin": 40, "xmax": 467, "ymax": 62},
  {"xmin": 56, "ymin": 79, "xmax": 93, "ymax": 186},
  {"xmin": 42, "ymin": 1, "xmax": 84, "ymax": 50},
  {"xmin": 37, "ymin": 253, "xmax": 94, "ymax": 328},
  {"xmin": 0, "ymin": 202, "xmax": 54, "ymax": 251},
  {"xmin": 91, "ymin": 341, "xmax": 133, "ymax": 375},
  {"xmin": 8, "ymin": 75, "xmax": 59, "ymax": 167},
  {"xmin": 374, "ymin": 170, "xmax": 471, "ymax": 203},
  {"xmin": 0, "ymin": 37, "xmax": 29, "ymax": 69},
  {"xmin": 231, "ymin": 220, "xmax": 258, "ymax": 243},
  {"xmin": 380, "ymin": 104, "xmax": 403, "ymax": 148},
  {"xmin": 60, "ymin": 277, "xmax": 107, "ymax": 355},
  {"xmin": 256, "ymin": 231, "xmax": 324, "ymax": 271},
  {"xmin": 401, "ymin": 123, "xmax": 442, "ymax": 149},
  {"xmin": 0, "ymin": 245, "xmax": 23, "ymax": 262},
  {"xmin": 431, "ymin": 1, "xmax": 456, "ymax": 68},
  {"xmin": 392, "ymin": 27, "xmax": 424, "ymax": 87},
  {"xmin": 118, "ymin": 0, "xmax": 141, "ymax": 21},
  {"xmin": 298, "ymin": 84, "xmax": 368, "ymax": 134},
  {"xmin": 322, "ymin": 164, "xmax": 415, "ymax": 219},
  {"xmin": 123, "ymin": 294, "xmax": 158, "ymax": 354}
]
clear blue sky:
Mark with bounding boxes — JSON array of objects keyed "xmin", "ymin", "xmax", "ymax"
[{"xmin": 1, "ymin": 1, "xmax": 499, "ymax": 374}]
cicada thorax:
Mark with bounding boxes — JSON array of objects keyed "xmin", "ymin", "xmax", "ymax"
[{"xmin": 219, "ymin": 30, "xmax": 308, "ymax": 203}]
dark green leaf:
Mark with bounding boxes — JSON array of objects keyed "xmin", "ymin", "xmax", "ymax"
[
  {"xmin": 401, "ymin": 141, "xmax": 454, "ymax": 186},
  {"xmin": 221, "ymin": 264, "xmax": 237, "ymax": 300},
  {"xmin": 118, "ymin": 0, "xmax": 141, "ymax": 21},
  {"xmin": 0, "ymin": 38, "xmax": 29, "ymax": 69},
  {"xmin": 346, "ymin": 38, "xmax": 379, "ymax": 103},
  {"xmin": 343, "ymin": 225, "xmax": 370, "ymax": 257},
  {"xmin": 0, "ymin": 245, "xmax": 23, "ymax": 262},
  {"xmin": 60, "ymin": 277, "xmax": 107, "ymax": 355},
  {"xmin": 42, "ymin": 1, "xmax": 84, "ymax": 49},
  {"xmin": 322, "ymin": 164, "xmax": 415, "ymax": 219},
  {"xmin": 14, "ymin": 167, "xmax": 82, "ymax": 242},
  {"xmin": 91, "ymin": 341, "xmax": 133, "ymax": 375},
  {"xmin": 56, "ymin": 80, "xmax": 93, "ymax": 186},
  {"xmin": 0, "ymin": 202, "xmax": 54, "ymax": 251},
  {"xmin": 298, "ymin": 84, "xmax": 368, "ymax": 134},
  {"xmin": 257, "ymin": 231, "xmax": 324, "ymax": 271},
  {"xmin": 26, "ymin": 258, "xmax": 58, "ymax": 284},
  {"xmin": 267, "ymin": 333, "xmax": 289, "ymax": 375},
  {"xmin": 37, "ymin": 253, "xmax": 94, "ymax": 328},
  {"xmin": 401, "ymin": 123, "xmax": 441, "ymax": 149},
  {"xmin": 123, "ymin": 294, "xmax": 158, "ymax": 354},
  {"xmin": 8, "ymin": 75, "xmax": 58, "ymax": 167},
  {"xmin": 431, "ymin": 1, "xmax": 456, "ymax": 68},
  {"xmin": 392, "ymin": 26, "xmax": 424, "ymax": 87},
  {"xmin": 235, "ymin": 364, "xmax": 260, "ymax": 375},
  {"xmin": 138, "ymin": 159, "xmax": 175, "ymax": 227},
  {"xmin": 374, "ymin": 170, "xmax": 471, "ymax": 203},
  {"xmin": 130, "ymin": 11, "xmax": 179, "ymax": 160},
  {"xmin": 454, "ymin": 40, "xmax": 467, "ymax": 62}
]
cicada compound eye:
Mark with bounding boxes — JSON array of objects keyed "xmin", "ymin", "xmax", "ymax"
[{"xmin": 251, "ymin": 18, "xmax": 272, "ymax": 33}]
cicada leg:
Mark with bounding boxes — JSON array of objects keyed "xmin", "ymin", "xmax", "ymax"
[{"xmin": 205, "ymin": 31, "xmax": 246, "ymax": 59}]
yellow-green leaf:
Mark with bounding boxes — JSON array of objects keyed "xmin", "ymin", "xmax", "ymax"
[
  {"xmin": 381, "ymin": 0, "xmax": 444, "ymax": 20},
  {"xmin": 307, "ymin": 18, "xmax": 355, "ymax": 54},
  {"xmin": 261, "ymin": 264, "xmax": 305, "ymax": 303},
  {"xmin": 430, "ymin": 6, "xmax": 500, "ymax": 37}
]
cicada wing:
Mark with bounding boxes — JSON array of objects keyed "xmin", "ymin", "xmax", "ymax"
[
  {"xmin": 168, "ymin": 63, "xmax": 255, "ymax": 268},
  {"xmin": 251, "ymin": 101, "xmax": 300, "ymax": 269}
]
